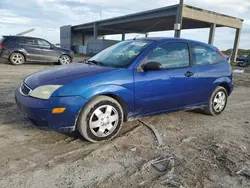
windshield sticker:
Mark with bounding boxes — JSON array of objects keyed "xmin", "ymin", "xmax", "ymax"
[{"xmin": 130, "ymin": 42, "xmax": 148, "ymax": 47}]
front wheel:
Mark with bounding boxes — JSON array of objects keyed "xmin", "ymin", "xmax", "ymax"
[
  {"xmin": 77, "ymin": 96, "xmax": 124, "ymax": 142},
  {"xmin": 203, "ymin": 86, "xmax": 228, "ymax": 116},
  {"xmin": 58, "ymin": 55, "xmax": 71, "ymax": 65}
]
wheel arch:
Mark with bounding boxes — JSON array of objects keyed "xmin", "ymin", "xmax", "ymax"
[
  {"xmin": 218, "ymin": 82, "xmax": 231, "ymax": 95},
  {"xmin": 102, "ymin": 93, "xmax": 128, "ymax": 121},
  {"xmin": 82, "ymin": 93, "xmax": 129, "ymax": 122},
  {"xmin": 56, "ymin": 84, "xmax": 134, "ymax": 122},
  {"xmin": 213, "ymin": 76, "xmax": 233, "ymax": 96},
  {"xmin": 9, "ymin": 51, "xmax": 26, "ymax": 61},
  {"xmin": 75, "ymin": 93, "xmax": 129, "ymax": 130},
  {"xmin": 59, "ymin": 54, "xmax": 71, "ymax": 60}
]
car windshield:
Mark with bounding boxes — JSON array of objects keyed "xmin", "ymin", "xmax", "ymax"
[{"xmin": 88, "ymin": 40, "xmax": 153, "ymax": 68}]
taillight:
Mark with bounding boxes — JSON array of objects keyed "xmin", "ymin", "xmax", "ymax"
[
  {"xmin": 0, "ymin": 44, "xmax": 6, "ymax": 50},
  {"xmin": 217, "ymin": 49, "xmax": 225, "ymax": 57}
]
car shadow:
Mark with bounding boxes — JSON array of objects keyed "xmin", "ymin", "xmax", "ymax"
[
  {"xmin": 0, "ymin": 58, "xmax": 56, "ymax": 66},
  {"xmin": 19, "ymin": 61, "xmax": 56, "ymax": 66},
  {"xmin": 187, "ymin": 108, "xmax": 208, "ymax": 115},
  {"xmin": 62, "ymin": 131, "xmax": 87, "ymax": 141}
]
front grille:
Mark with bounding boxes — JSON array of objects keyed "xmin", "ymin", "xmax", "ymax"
[{"xmin": 20, "ymin": 83, "xmax": 32, "ymax": 96}]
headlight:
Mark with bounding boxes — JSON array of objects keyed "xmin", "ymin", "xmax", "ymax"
[{"xmin": 29, "ymin": 85, "xmax": 62, "ymax": 99}]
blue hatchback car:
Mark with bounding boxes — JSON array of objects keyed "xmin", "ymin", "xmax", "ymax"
[{"xmin": 15, "ymin": 38, "xmax": 233, "ymax": 142}]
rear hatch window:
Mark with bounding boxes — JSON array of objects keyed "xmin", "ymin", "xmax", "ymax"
[{"xmin": 0, "ymin": 36, "xmax": 18, "ymax": 44}]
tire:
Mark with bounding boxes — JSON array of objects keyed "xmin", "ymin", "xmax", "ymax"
[
  {"xmin": 203, "ymin": 86, "xmax": 228, "ymax": 116},
  {"xmin": 238, "ymin": 62, "xmax": 246, "ymax": 67},
  {"xmin": 9, "ymin": 52, "xmax": 25, "ymax": 65},
  {"xmin": 77, "ymin": 96, "xmax": 124, "ymax": 142},
  {"xmin": 58, "ymin": 55, "xmax": 71, "ymax": 65},
  {"xmin": 241, "ymin": 62, "xmax": 247, "ymax": 67}
]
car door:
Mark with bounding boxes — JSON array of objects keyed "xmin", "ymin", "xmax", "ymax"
[
  {"xmin": 19, "ymin": 37, "xmax": 41, "ymax": 61},
  {"xmin": 134, "ymin": 42, "xmax": 200, "ymax": 115},
  {"xmin": 36, "ymin": 39, "xmax": 60, "ymax": 62}
]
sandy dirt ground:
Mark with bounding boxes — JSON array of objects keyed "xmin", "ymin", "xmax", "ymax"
[{"xmin": 0, "ymin": 62, "xmax": 249, "ymax": 188}]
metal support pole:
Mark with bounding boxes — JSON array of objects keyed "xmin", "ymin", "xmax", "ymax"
[
  {"xmin": 145, "ymin": 33, "xmax": 148, "ymax": 38},
  {"xmin": 122, "ymin": 33, "xmax": 125, "ymax": 41},
  {"xmin": 232, "ymin": 28, "xmax": 241, "ymax": 63},
  {"xmin": 174, "ymin": 0, "xmax": 183, "ymax": 38},
  {"xmin": 208, "ymin": 23, "xmax": 216, "ymax": 45},
  {"xmin": 93, "ymin": 22, "xmax": 98, "ymax": 39}
]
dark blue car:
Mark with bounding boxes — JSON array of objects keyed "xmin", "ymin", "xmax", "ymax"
[{"xmin": 15, "ymin": 38, "xmax": 233, "ymax": 142}]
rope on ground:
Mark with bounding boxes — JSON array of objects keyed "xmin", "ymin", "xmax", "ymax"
[{"xmin": 138, "ymin": 119, "xmax": 164, "ymax": 147}]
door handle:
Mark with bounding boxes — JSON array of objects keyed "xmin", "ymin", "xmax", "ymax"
[{"xmin": 185, "ymin": 71, "xmax": 194, "ymax": 77}]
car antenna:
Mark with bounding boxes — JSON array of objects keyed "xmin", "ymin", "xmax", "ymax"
[{"xmin": 133, "ymin": 19, "xmax": 164, "ymax": 40}]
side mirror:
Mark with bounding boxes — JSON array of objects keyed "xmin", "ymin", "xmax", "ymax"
[
  {"xmin": 50, "ymin": 45, "xmax": 54, "ymax": 49},
  {"xmin": 143, "ymin": 61, "xmax": 163, "ymax": 71}
]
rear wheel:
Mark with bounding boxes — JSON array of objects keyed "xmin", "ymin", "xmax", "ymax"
[
  {"xmin": 10, "ymin": 52, "xmax": 25, "ymax": 65},
  {"xmin": 58, "ymin": 55, "xmax": 71, "ymax": 65},
  {"xmin": 204, "ymin": 86, "xmax": 228, "ymax": 116},
  {"xmin": 77, "ymin": 96, "xmax": 124, "ymax": 142}
]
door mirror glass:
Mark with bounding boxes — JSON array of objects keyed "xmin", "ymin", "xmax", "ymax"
[{"xmin": 143, "ymin": 61, "xmax": 163, "ymax": 71}]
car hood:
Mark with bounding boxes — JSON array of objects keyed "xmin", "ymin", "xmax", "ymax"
[{"xmin": 24, "ymin": 63, "xmax": 117, "ymax": 89}]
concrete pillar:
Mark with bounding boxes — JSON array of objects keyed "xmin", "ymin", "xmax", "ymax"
[
  {"xmin": 208, "ymin": 23, "xmax": 216, "ymax": 45},
  {"xmin": 93, "ymin": 22, "xmax": 98, "ymax": 39},
  {"xmin": 145, "ymin": 33, "xmax": 148, "ymax": 38},
  {"xmin": 174, "ymin": 0, "xmax": 183, "ymax": 38},
  {"xmin": 232, "ymin": 28, "xmax": 241, "ymax": 63},
  {"xmin": 122, "ymin": 33, "xmax": 125, "ymax": 41}
]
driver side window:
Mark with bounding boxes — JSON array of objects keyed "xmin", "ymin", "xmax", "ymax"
[
  {"xmin": 36, "ymin": 39, "xmax": 51, "ymax": 48},
  {"xmin": 147, "ymin": 42, "xmax": 190, "ymax": 69}
]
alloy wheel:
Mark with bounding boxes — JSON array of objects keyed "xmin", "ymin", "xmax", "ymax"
[
  {"xmin": 59, "ymin": 55, "xmax": 70, "ymax": 64},
  {"xmin": 11, "ymin": 53, "xmax": 24, "ymax": 65}
]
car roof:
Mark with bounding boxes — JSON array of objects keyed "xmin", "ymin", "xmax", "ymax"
[
  {"xmin": 2, "ymin": 35, "xmax": 51, "ymax": 43},
  {"xmin": 2, "ymin": 35, "xmax": 23, "ymax": 38},
  {"xmin": 133, "ymin": 37, "xmax": 217, "ymax": 49},
  {"xmin": 2, "ymin": 35, "xmax": 39, "ymax": 40}
]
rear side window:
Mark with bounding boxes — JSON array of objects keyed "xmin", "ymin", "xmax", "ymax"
[
  {"xmin": 192, "ymin": 44, "xmax": 225, "ymax": 66},
  {"xmin": 21, "ymin": 38, "xmax": 37, "ymax": 45},
  {"xmin": 147, "ymin": 42, "xmax": 190, "ymax": 69},
  {"xmin": 0, "ymin": 37, "xmax": 6, "ymax": 43}
]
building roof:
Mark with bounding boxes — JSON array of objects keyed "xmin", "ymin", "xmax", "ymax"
[{"xmin": 70, "ymin": 4, "xmax": 243, "ymax": 35}]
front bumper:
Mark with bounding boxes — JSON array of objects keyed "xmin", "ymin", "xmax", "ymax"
[{"xmin": 15, "ymin": 87, "xmax": 88, "ymax": 132}]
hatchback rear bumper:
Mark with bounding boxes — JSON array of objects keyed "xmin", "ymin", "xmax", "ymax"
[{"xmin": 0, "ymin": 49, "xmax": 11, "ymax": 59}]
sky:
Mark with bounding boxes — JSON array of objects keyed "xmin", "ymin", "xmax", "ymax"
[{"xmin": 0, "ymin": 0, "xmax": 249, "ymax": 50}]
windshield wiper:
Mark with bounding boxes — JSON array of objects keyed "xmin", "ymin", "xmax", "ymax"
[{"xmin": 85, "ymin": 60, "xmax": 105, "ymax": 66}]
